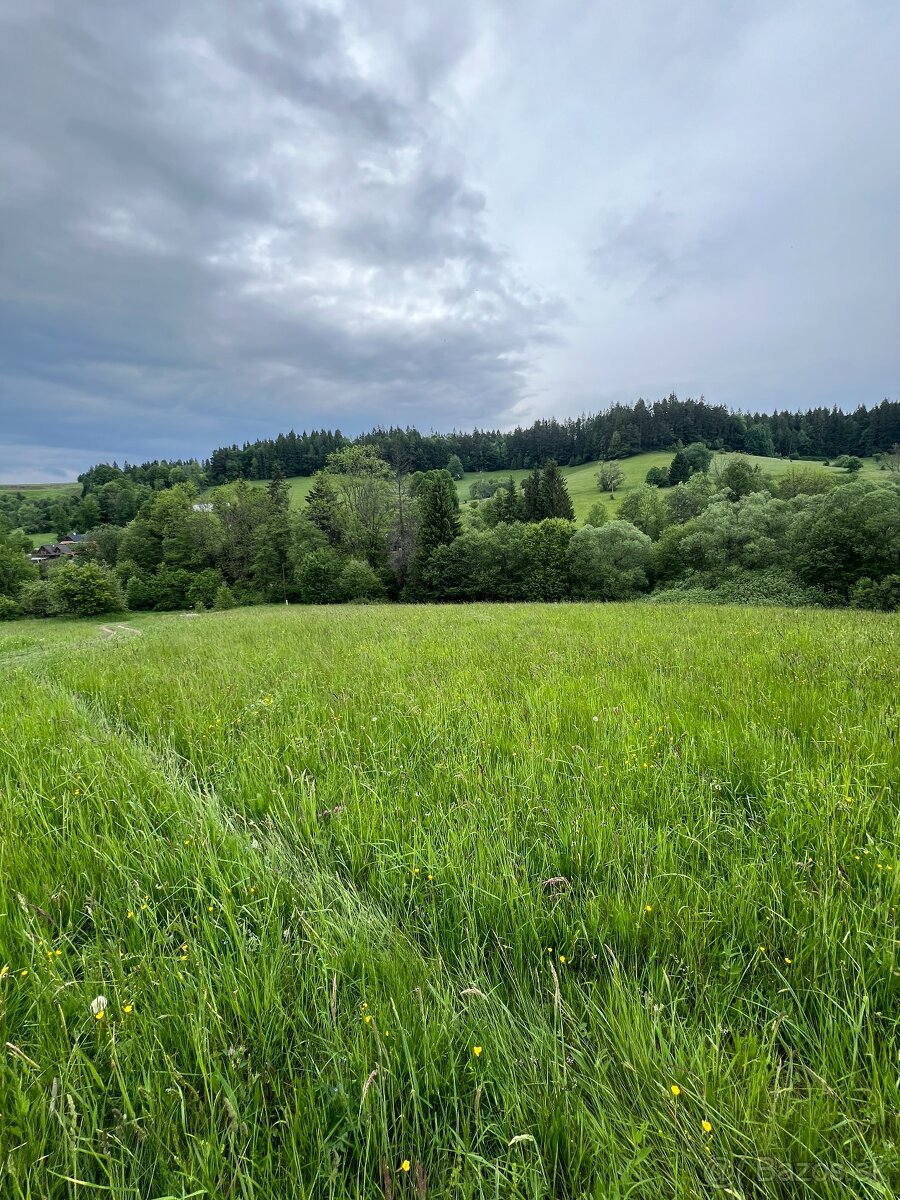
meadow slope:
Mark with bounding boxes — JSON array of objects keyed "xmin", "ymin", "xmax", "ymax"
[
  {"xmin": 204, "ymin": 451, "xmax": 881, "ymax": 522},
  {"xmin": 1, "ymin": 604, "xmax": 898, "ymax": 1198}
]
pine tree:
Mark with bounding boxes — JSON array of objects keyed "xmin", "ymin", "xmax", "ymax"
[{"xmin": 539, "ymin": 460, "xmax": 575, "ymax": 520}]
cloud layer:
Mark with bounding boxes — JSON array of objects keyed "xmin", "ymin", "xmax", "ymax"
[{"xmin": 1, "ymin": 0, "xmax": 898, "ymax": 479}]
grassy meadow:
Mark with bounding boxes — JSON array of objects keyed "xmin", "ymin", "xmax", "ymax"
[
  {"xmin": 0, "ymin": 483, "xmax": 81, "ymax": 500},
  {"xmin": 205, "ymin": 452, "xmax": 882, "ymax": 524},
  {"xmin": 1, "ymin": 603, "xmax": 899, "ymax": 1198}
]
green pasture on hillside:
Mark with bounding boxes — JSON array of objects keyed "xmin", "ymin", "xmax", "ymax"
[
  {"xmin": 1, "ymin": 602, "xmax": 898, "ymax": 1197},
  {"xmin": 0, "ymin": 482, "xmax": 80, "ymax": 499},
  {"xmin": 203, "ymin": 451, "xmax": 882, "ymax": 523}
]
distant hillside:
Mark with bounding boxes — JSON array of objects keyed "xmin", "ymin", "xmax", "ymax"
[{"xmin": 209, "ymin": 449, "xmax": 883, "ymax": 524}]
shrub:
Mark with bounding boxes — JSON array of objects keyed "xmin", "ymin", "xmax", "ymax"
[
  {"xmin": 0, "ymin": 595, "xmax": 20, "ymax": 620},
  {"xmin": 340, "ymin": 559, "xmax": 386, "ymax": 602},
  {"xmin": 850, "ymin": 575, "xmax": 900, "ymax": 611},
  {"xmin": 584, "ymin": 502, "xmax": 609, "ymax": 527},
  {"xmin": 213, "ymin": 584, "xmax": 236, "ymax": 611},
  {"xmin": 568, "ymin": 521, "xmax": 652, "ymax": 600},
  {"xmin": 645, "ymin": 466, "xmax": 670, "ymax": 487},
  {"xmin": 49, "ymin": 561, "xmax": 125, "ymax": 617},
  {"xmin": 187, "ymin": 568, "xmax": 224, "ymax": 609},
  {"xmin": 293, "ymin": 549, "xmax": 345, "ymax": 604},
  {"xmin": 19, "ymin": 580, "xmax": 57, "ymax": 618}
]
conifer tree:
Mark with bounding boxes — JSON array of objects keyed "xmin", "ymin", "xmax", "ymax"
[
  {"xmin": 539, "ymin": 460, "xmax": 575, "ymax": 520},
  {"xmin": 522, "ymin": 467, "xmax": 543, "ymax": 522},
  {"xmin": 415, "ymin": 470, "xmax": 461, "ymax": 557},
  {"xmin": 304, "ymin": 472, "xmax": 345, "ymax": 547}
]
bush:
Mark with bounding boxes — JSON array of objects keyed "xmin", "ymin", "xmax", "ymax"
[
  {"xmin": 187, "ymin": 568, "xmax": 224, "ymax": 609},
  {"xmin": 18, "ymin": 580, "xmax": 57, "ymax": 618},
  {"xmin": 125, "ymin": 574, "xmax": 157, "ymax": 611},
  {"xmin": 340, "ymin": 559, "xmax": 386, "ymax": 602},
  {"xmin": 0, "ymin": 595, "xmax": 20, "ymax": 620},
  {"xmin": 790, "ymin": 479, "xmax": 900, "ymax": 600},
  {"xmin": 645, "ymin": 466, "xmax": 670, "ymax": 487},
  {"xmin": 293, "ymin": 549, "xmax": 345, "ymax": 604},
  {"xmin": 850, "ymin": 575, "xmax": 900, "ymax": 611},
  {"xmin": 49, "ymin": 561, "xmax": 125, "ymax": 617},
  {"xmin": 568, "ymin": 521, "xmax": 652, "ymax": 600},
  {"xmin": 645, "ymin": 570, "xmax": 825, "ymax": 608},
  {"xmin": 213, "ymin": 584, "xmax": 236, "ymax": 611},
  {"xmin": 584, "ymin": 502, "xmax": 609, "ymax": 527}
]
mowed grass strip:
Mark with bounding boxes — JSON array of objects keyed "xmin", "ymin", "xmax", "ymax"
[{"xmin": 1, "ymin": 604, "xmax": 898, "ymax": 1198}]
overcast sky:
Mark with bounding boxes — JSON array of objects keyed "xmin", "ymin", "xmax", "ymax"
[{"xmin": 1, "ymin": 0, "xmax": 898, "ymax": 481}]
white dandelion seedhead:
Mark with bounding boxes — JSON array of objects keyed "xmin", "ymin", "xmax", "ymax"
[{"xmin": 90, "ymin": 994, "xmax": 107, "ymax": 1017}]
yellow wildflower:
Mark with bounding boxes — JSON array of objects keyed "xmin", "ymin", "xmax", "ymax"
[
  {"xmin": 473, "ymin": 1045, "xmax": 482, "ymax": 1057},
  {"xmin": 670, "ymin": 1085, "xmax": 681, "ymax": 1097},
  {"xmin": 702, "ymin": 1120, "xmax": 713, "ymax": 1133},
  {"xmin": 400, "ymin": 1160, "xmax": 410, "ymax": 1173}
]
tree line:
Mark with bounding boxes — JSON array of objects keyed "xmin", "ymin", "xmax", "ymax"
[
  {"xmin": 203, "ymin": 395, "xmax": 900, "ymax": 482},
  {"xmin": 1, "ymin": 446, "xmax": 898, "ymax": 620}
]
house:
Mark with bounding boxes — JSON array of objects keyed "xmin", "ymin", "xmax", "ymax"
[{"xmin": 29, "ymin": 533, "xmax": 88, "ymax": 566}]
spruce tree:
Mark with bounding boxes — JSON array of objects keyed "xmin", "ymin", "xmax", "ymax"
[
  {"xmin": 668, "ymin": 449, "xmax": 692, "ymax": 486},
  {"xmin": 539, "ymin": 460, "xmax": 575, "ymax": 520},
  {"xmin": 522, "ymin": 467, "xmax": 543, "ymax": 522},
  {"xmin": 304, "ymin": 472, "xmax": 344, "ymax": 547},
  {"xmin": 416, "ymin": 470, "xmax": 462, "ymax": 557},
  {"xmin": 494, "ymin": 476, "xmax": 524, "ymax": 524}
]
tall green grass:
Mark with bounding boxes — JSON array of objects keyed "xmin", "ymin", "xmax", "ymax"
[{"xmin": 1, "ymin": 604, "xmax": 898, "ymax": 1198}]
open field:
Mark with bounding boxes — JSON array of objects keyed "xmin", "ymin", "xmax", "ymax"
[
  {"xmin": 204, "ymin": 452, "xmax": 883, "ymax": 523},
  {"xmin": 0, "ymin": 483, "xmax": 80, "ymax": 499},
  {"xmin": 1, "ymin": 603, "xmax": 898, "ymax": 1198}
]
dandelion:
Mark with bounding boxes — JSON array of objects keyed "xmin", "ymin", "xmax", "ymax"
[
  {"xmin": 702, "ymin": 1120, "xmax": 713, "ymax": 1133},
  {"xmin": 670, "ymin": 1085, "xmax": 681, "ymax": 1097},
  {"xmin": 400, "ymin": 1160, "xmax": 410, "ymax": 1173},
  {"xmin": 473, "ymin": 1045, "xmax": 482, "ymax": 1057},
  {"xmin": 90, "ymin": 995, "xmax": 107, "ymax": 1020}
]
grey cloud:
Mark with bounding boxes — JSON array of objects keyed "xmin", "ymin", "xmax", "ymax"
[
  {"xmin": 1, "ymin": 0, "xmax": 897, "ymax": 481},
  {"xmin": 0, "ymin": 0, "xmax": 556, "ymax": 478}
]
